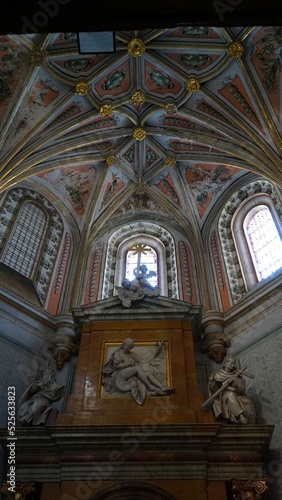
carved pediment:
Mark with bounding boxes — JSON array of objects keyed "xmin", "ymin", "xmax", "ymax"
[{"xmin": 72, "ymin": 295, "xmax": 202, "ymax": 338}]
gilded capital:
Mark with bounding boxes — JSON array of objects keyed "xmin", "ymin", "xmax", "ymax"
[
  {"xmin": 186, "ymin": 77, "xmax": 201, "ymax": 93},
  {"xmin": 75, "ymin": 81, "xmax": 88, "ymax": 95},
  {"xmin": 133, "ymin": 127, "xmax": 147, "ymax": 141},
  {"xmin": 228, "ymin": 41, "xmax": 244, "ymax": 58},
  {"xmin": 128, "ymin": 38, "xmax": 145, "ymax": 57}
]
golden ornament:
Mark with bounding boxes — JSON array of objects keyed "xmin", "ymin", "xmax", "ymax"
[
  {"xmin": 75, "ymin": 81, "xmax": 88, "ymax": 95},
  {"xmin": 186, "ymin": 77, "xmax": 201, "ymax": 93},
  {"xmin": 131, "ymin": 91, "xmax": 146, "ymax": 106},
  {"xmin": 228, "ymin": 42, "xmax": 244, "ymax": 58},
  {"xmin": 100, "ymin": 104, "xmax": 113, "ymax": 117},
  {"xmin": 31, "ymin": 49, "xmax": 46, "ymax": 66},
  {"xmin": 106, "ymin": 155, "xmax": 116, "ymax": 167},
  {"xmin": 128, "ymin": 38, "xmax": 145, "ymax": 57},
  {"xmin": 133, "ymin": 127, "xmax": 147, "ymax": 141},
  {"xmin": 165, "ymin": 103, "xmax": 177, "ymax": 115},
  {"xmin": 165, "ymin": 156, "xmax": 176, "ymax": 168}
]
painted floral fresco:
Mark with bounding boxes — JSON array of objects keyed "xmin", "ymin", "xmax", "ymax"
[
  {"xmin": 37, "ymin": 164, "xmax": 97, "ymax": 218},
  {"xmin": 218, "ymin": 74, "xmax": 262, "ymax": 130},
  {"xmin": 112, "ymin": 193, "xmax": 163, "ymax": 217},
  {"xmin": 166, "ymin": 53, "xmax": 219, "ymax": 73},
  {"xmin": 250, "ymin": 26, "xmax": 281, "ymax": 119},
  {"xmin": 0, "ymin": 37, "xmax": 24, "ymax": 117},
  {"xmin": 153, "ymin": 173, "xmax": 181, "ymax": 206},
  {"xmin": 95, "ymin": 60, "xmax": 132, "ymax": 97},
  {"xmin": 50, "ymin": 32, "xmax": 78, "ymax": 46},
  {"xmin": 14, "ymin": 78, "xmax": 60, "ymax": 137},
  {"xmin": 100, "ymin": 174, "xmax": 125, "ymax": 210},
  {"xmin": 144, "ymin": 145, "xmax": 162, "ymax": 170},
  {"xmin": 196, "ymin": 99, "xmax": 235, "ymax": 127},
  {"xmin": 166, "ymin": 26, "xmax": 220, "ymax": 39},
  {"xmin": 186, "ymin": 163, "xmax": 241, "ymax": 217},
  {"xmin": 144, "ymin": 60, "xmax": 183, "ymax": 95},
  {"xmin": 44, "ymin": 101, "xmax": 82, "ymax": 131}
]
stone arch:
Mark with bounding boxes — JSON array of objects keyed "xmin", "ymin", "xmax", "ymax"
[
  {"xmin": 102, "ymin": 221, "xmax": 178, "ymax": 299},
  {"xmin": 91, "ymin": 481, "xmax": 177, "ymax": 500},
  {"xmin": 218, "ymin": 179, "xmax": 282, "ymax": 303},
  {"xmin": 0, "ymin": 187, "xmax": 64, "ymax": 304}
]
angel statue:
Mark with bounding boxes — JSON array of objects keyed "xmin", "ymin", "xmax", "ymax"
[
  {"xmin": 102, "ymin": 338, "xmax": 175, "ymax": 405},
  {"xmin": 115, "ymin": 264, "xmax": 161, "ymax": 307}
]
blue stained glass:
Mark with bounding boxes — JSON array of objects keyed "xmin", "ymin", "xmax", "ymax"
[{"xmin": 125, "ymin": 246, "xmax": 158, "ymax": 286}]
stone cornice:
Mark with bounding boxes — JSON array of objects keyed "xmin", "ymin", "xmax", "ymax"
[{"xmin": 0, "ymin": 424, "xmax": 273, "ymax": 482}]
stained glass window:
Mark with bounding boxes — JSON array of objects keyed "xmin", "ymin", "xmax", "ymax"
[
  {"xmin": 2, "ymin": 202, "xmax": 47, "ymax": 279},
  {"xmin": 245, "ymin": 206, "xmax": 282, "ymax": 280},
  {"xmin": 125, "ymin": 243, "xmax": 158, "ymax": 286}
]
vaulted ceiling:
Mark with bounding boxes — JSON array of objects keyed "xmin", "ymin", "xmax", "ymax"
[{"xmin": 0, "ymin": 27, "xmax": 281, "ymax": 237}]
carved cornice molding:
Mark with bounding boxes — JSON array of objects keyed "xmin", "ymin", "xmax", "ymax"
[{"xmin": 0, "ymin": 424, "xmax": 273, "ymax": 482}]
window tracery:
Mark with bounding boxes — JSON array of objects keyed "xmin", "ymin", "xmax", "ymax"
[
  {"xmin": 218, "ymin": 180, "xmax": 282, "ymax": 303},
  {"xmin": 0, "ymin": 188, "xmax": 64, "ymax": 304},
  {"xmin": 102, "ymin": 222, "xmax": 178, "ymax": 299},
  {"xmin": 244, "ymin": 205, "xmax": 282, "ymax": 281}
]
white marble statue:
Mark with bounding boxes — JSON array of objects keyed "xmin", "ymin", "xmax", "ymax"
[
  {"xmin": 102, "ymin": 338, "xmax": 174, "ymax": 405},
  {"xmin": 203, "ymin": 357, "xmax": 256, "ymax": 424},
  {"xmin": 17, "ymin": 367, "xmax": 65, "ymax": 425},
  {"xmin": 115, "ymin": 264, "xmax": 161, "ymax": 307}
]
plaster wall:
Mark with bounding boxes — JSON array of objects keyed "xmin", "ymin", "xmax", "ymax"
[{"xmin": 225, "ymin": 290, "xmax": 282, "ymax": 499}]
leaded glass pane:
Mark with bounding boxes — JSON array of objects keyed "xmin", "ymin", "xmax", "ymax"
[
  {"xmin": 125, "ymin": 245, "xmax": 158, "ymax": 286},
  {"xmin": 246, "ymin": 207, "xmax": 282, "ymax": 280},
  {"xmin": 2, "ymin": 202, "xmax": 47, "ymax": 279}
]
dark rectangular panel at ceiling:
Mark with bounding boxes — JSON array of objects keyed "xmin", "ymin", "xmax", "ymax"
[{"xmin": 2, "ymin": 0, "xmax": 282, "ymax": 34}]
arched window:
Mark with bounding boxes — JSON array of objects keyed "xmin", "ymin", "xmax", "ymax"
[
  {"xmin": 1, "ymin": 201, "xmax": 48, "ymax": 279},
  {"xmin": 244, "ymin": 205, "xmax": 282, "ymax": 281},
  {"xmin": 0, "ymin": 188, "xmax": 64, "ymax": 304},
  {"xmin": 125, "ymin": 243, "xmax": 158, "ymax": 286},
  {"xmin": 101, "ymin": 221, "xmax": 179, "ymax": 299},
  {"xmin": 218, "ymin": 180, "xmax": 282, "ymax": 304}
]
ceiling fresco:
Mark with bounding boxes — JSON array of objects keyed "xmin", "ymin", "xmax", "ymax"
[{"xmin": 0, "ymin": 27, "xmax": 281, "ymax": 231}]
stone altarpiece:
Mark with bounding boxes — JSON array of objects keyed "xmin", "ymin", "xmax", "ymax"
[{"xmin": 0, "ymin": 296, "xmax": 273, "ymax": 500}]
